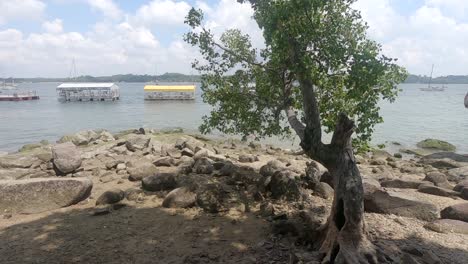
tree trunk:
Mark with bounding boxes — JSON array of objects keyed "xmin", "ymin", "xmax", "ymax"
[{"xmin": 307, "ymin": 114, "xmax": 379, "ymax": 264}]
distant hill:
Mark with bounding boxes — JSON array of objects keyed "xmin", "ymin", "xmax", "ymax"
[
  {"xmin": 3, "ymin": 72, "xmax": 468, "ymax": 84},
  {"xmin": 1, "ymin": 73, "xmax": 201, "ymax": 83},
  {"xmin": 404, "ymin": 74, "xmax": 468, "ymax": 84}
]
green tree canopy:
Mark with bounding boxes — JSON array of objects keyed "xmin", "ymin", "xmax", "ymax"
[{"xmin": 185, "ymin": 0, "xmax": 406, "ymax": 150}]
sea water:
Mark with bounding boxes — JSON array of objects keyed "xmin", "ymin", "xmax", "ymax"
[{"xmin": 0, "ymin": 83, "xmax": 466, "ymax": 153}]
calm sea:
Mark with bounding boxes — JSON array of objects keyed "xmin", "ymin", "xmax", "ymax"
[{"xmin": 0, "ymin": 83, "xmax": 467, "ymax": 153}]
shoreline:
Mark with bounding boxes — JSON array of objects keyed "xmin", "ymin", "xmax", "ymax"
[{"xmin": 0, "ymin": 128, "xmax": 467, "ymax": 263}]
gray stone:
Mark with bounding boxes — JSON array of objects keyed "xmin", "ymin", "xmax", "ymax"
[
  {"xmin": 417, "ymin": 139, "xmax": 456, "ymax": 152},
  {"xmin": 259, "ymin": 160, "xmax": 286, "ymax": 177},
  {"xmin": 127, "ymin": 160, "xmax": 158, "ymax": 181},
  {"xmin": 238, "ymin": 154, "xmax": 257, "ymax": 163},
  {"xmin": 0, "ymin": 155, "xmax": 37, "ymax": 169},
  {"xmin": 448, "ymin": 167, "xmax": 468, "ymax": 182},
  {"xmin": 193, "ymin": 158, "xmax": 214, "ymax": 174},
  {"xmin": 52, "ymin": 142, "xmax": 82, "ymax": 174},
  {"xmin": 96, "ymin": 189, "xmax": 125, "ymax": 205},
  {"xmin": 440, "ymin": 203, "xmax": 468, "ymax": 222},
  {"xmin": 218, "ymin": 161, "xmax": 238, "ymax": 176},
  {"xmin": 269, "ymin": 170, "xmax": 301, "ymax": 200},
  {"xmin": 313, "ymin": 182, "xmax": 334, "ymax": 199},
  {"xmin": 381, "ymin": 179, "xmax": 422, "ymax": 189},
  {"xmin": 196, "ymin": 183, "xmax": 228, "ymax": 213},
  {"xmin": 0, "ymin": 178, "xmax": 92, "ymax": 214},
  {"xmin": 424, "ymin": 152, "xmax": 468, "ymax": 162},
  {"xmin": 370, "ymin": 159, "xmax": 387, "ymax": 166},
  {"xmin": 125, "ymin": 135, "xmax": 151, "ymax": 152},
  {"xmin": 418, "ymin": 184, "xmax": 459, "ymax": 197},
  {"xmin": 424, "ymin": 219, "xmax": 468, "ymax": 235},
  {"xmin": 454, "ymin": 180, "xmax": 468, "ymax": 192},
  {"xmin": 364, "ymin": 190, "xmax": 438, "ymax": 221},
  {"xmin": 181, "ymin": 148, "xmax": 194, "ymax": 157},
  {"xmin": 99, "ymin": 131, "xmax": 115, "ymax": 142},
  {"xmin": 153, "ymin": 156, "xmax": 173, "ymax": 167},
  {"xmin": 424, "ymin": 171, "xmax": 452, "ymax": 189},
  {"xmin": 166, "ymin": 147, "xmax": 182, "ymax": 159},
  {"xmin": 142, "ymin": 172, "xmax": 177, "ymax": 191},
  {"xmin": 19, "ymin": 143, "xmax": 42, "ymax": 152},
  {"xmin": 162, "ymin": 187, "xmax": 197, "ymax": 208}
]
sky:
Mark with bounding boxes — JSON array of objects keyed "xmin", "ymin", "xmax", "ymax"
[{"xmin": 1, "ymin": 0, "xmax": 468, "ymax": 78}]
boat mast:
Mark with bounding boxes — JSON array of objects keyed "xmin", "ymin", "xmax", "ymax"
[{"xmin": 428, "ymin": 64, "xmax": 434, "ymax": 89}]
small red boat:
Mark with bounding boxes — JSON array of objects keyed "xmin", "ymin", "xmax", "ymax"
[{"xmin": 0, "ymin": 91, "xmax": 40, "ymax": 101}]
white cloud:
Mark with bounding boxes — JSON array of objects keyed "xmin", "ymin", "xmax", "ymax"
[
  {"xmin": 42, "ymin": 19, "xmax": 64, "ymax": 34},
  {"xmin": 87, "ymin": 0, "xmax": 122, "ymax": 20},
  {"xmin": 133, "ymin": 0, "xmax": 191, "ymax": 26},
  {"xmin": 0, "ymin": 0, "xmax": 45, "ymax": 24},
  {"xmin": 426, "ymin": 0, "xmax": 468, "ymax": 19},
  {"xmin": 355, "ymin": 0, "xmax": 468, "ymax": 76}
]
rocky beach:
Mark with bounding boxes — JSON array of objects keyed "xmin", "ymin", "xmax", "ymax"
[{"xmin": 0, "ymin": 128, "xmax": 467, "ymax": 264}]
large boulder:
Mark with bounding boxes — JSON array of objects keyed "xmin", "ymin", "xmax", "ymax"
[
  {"xmin": 127, "ymin": 160, "xmax": 158, "ymax": 181},
  {"xmin": 0, "ymin": 178, "xmax": 92, "ymax": 214},
  {"xmin": 424, "ymin": 172, "xmax": 452, "ymax": 189},
  {"xmin": 96, "ymin": 189, "xmax": 125, "ymax": 205},
  {"xmin": 448, "ymin": 167, "xmax": 468, "ymax": 182},
  {"xmin": 260, "ymin": 160, "xmax": 287, "ymax": 177},
  {"xmin": 0, "ymin": 154, "xmax": 38, "ymax": 169},
  {"xmin": 162, "ymin": 187, "xmax": 197, "ymax": 208},
  {"xmin": 268, "ymin": 170, "xmax": 301, "ymax": 200},
  {"xmin": 125, "ymin": 135, "xmax": 151, "ymax": 152},
  {"xmin": 142, "ymin": 172, "xmax": 177, "ymax": 191},
  {"xmin": 454, "ymin": 180, "xmax": 468, "ymax": 192},
  {"xmin": 380, "ymin": 179, "xmax": 423, "ymax": 189},
  {"xmin": 193, "ymin": 158, "xmax": 214, "ymax": 174},
  {"xmin": 418, "ymin": 184, "xmax": 459, "ymax": 197},
  {"xmin": 58, "ymin": 130, "xmax": 99, "ymax": 146},
  {"xmin": 196, "ymin": 183, "xmax": 229, "ymax": 213},
  {"xmin": 440, "ymin": 203, "xmax": 468, "ymax": 222},
  {"xmin": 174, "ymin": 136, "xmax": 205, "ymax": 152},
  {"xmin": 424, "ymin": 219, "xmax": 468, "ymax": 235},
  {"xmin": 417, "ymin": 139, "xmax": 456, "ymax": 152},
  {"xmin": 52, "ymin": 142, "xmax": 82, "ymax": 174},
  {"xmin": 364, "ymin": 190, "xmax": 438, "ymax": 221},
  {"xmin": 421, "ymin": 152, "xmax": 468, "ymax": 169}
]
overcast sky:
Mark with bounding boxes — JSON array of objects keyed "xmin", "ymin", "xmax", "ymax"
[{"xmin": 1, "ymin": 0, "xmax": 467, "ymax": 78}]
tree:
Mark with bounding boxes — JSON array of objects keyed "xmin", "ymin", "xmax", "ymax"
[{"xmin": 185, "ymin": 1, "xmax": 407, "ymax": 263}]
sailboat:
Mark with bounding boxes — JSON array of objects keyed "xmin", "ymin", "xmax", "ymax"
[
  {"xmin": 1, "ymin": 79, "xmax": 18, "ymax": 90},
  {"xmin": 420, "ymin": 64, "xmax": 445, "ymax": 91}
]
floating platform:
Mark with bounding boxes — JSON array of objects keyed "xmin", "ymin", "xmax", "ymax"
[
  {"xmin": 57, "ymin": 83, "xmax": 120, "ymax": 102},
  {"xmin": 0, "ymin": 91, "xmax": 39, "ymax": 101},
  {"xmin": 144, "ymin": 85, "xmax": 195, "ymax": 100}
]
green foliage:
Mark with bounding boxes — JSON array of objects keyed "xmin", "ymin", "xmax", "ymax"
[{"xmin": 185, "ymin": 0, "xmax": 407, "ymax": 148}]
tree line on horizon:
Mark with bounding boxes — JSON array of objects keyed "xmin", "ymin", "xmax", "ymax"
[{"xmin": 2, "ymin": 73, "xmax": 468, "ymax": 84}]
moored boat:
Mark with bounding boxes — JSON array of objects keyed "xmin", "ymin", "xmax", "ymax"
[
  {"xmin": 0, "ymin": 91, "xmax": 39, "ymax": 101},
  {"xmin": 464, "ymin": 92, "xmax": 468, "ymax": 108}
]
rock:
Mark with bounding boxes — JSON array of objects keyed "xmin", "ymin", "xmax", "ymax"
[
  {"xmin": 461, "ymin": 188, "xmax": 468, "ymax": 200},
  {"xmin": 454, "ymin": 180, "xmax": 468, "ymax": 192},
  {"xmin": 370, "ymin": 159, "xmax": 387, "ymax": 166},
  {"xmin": 400, "ymin": 148, "xmax": 435, "ymax": 157},
  {"xmin": 174, "ymin": 136, "xmax": 205, "ymax": 152},
  {"xmin": 362, "ymin": 176, "xmax": 381, "ymax": 196},
  {"xmin": 313, "ymin": 182, "xmax": 334, "ymax": 199},
  {"xmin": 421, "ymin": 251, "xmax": 442, "ymax": 264},
  {"xmin": 424, "ymin": 219, "xmax": 468, "ymax": 235},
  {"xmin": 424, "ymin": 152, "xmax": 468, "ymax": 162},
  {"xmin": 116, "ymin": 163, "xmax": 126, "ymax": 170},
  {"xmin": 417, "ymin": 139, "xmax": 456, "ymax": 152},
  {"xmin": 141, "ymin": 172, "xmax": 177, "ymax": 191},
  {"xmin": 448, "ymin": 167, "xmax": 468, "ymax": 182},
  {"xmin": 401, "ymin": 254, "xmax": 422, "ymax": 264},
  {"xmin": 124, "ymin": 188, "xmax": 144, "ymax": 201},
  {"xmin": 125, "ymin": 135, "xmax": 151, "ymax": 152},
  {"xmin": 196, "ymin": 183, "xmax": 228, "ymax": 213},
  {"xmin": 238, "ymin": 154, "xmax": 257, "ymax": 163},
  {"xmin": 0, "ymin": 178, "xmax": 92, "ymax": 214},
  {"xmin": 19, "ymin": 143, "xmax": 42, "ymax": 152},
  {"xmin": 99, "ymin": 131, "xmax": 115, "ymax": 142},
  {"xmin": 0, "ymin": 155, "xmax": 37, "ymax": 169},
  {"xmin": 440, "ymin": 203, "xmax": 468, "ymax": 222},
  {"xmin": 126, "ymin": 160, "xmax": 158, "ymax": 181},
  {"xmin": 259, "ymin": 160, "xmax": 286, "ymax": 177},
  {"xmin": 162, "ymin": 187, "xmax": 197, "ymax": 208},
  {"xmin": 364, "ymin": 190, "xmax": 438, "ymax": 221},
  {"xmin": 96, "ymin": 189, "xmax": 125, "ymax": 205},
  {"xmin": 218, "ymin": 161, "xmax": 238, "ymax": 176},
  {"xmin": 424, "ymin": 171, "xmax": 452, "ymax": 189},
  {"xmin": 166, "ymin": 147, "xmax": 182, "ymax": 159},
  {"xmin": 193, "ymin": 158, "xmax": 214, "ymax": 174},
  {"xmin": 181, "ymin": 148, "xmax": 194, "ymax": 157},
  {"xmin": 105, "ymin": 159, "xmax": 119, "ymax": 170},
  {"xmin": 269, "ymin": 170, "xmax": 301, "ymax": 200},
  {"xmin": 52, "ymin": 142, "xmax": 82, "ymax": 175},
  {"xmin": 154, "ymin": 157, "xmax": 173, "ymax": 167},
  {"xmin": 35, "ymin": 150, "xmax": 53, "ymax": 162},
  {"xmin": 393, "ymin": 153, "xmax": 402, "ymax": 159},
  {"xmin": 418, "ymin": 184, "xmax": 459, "ymax": 197},
  {"xmin": 99, "ymin": 172, "xmax": 117, "ymax": 183},
  {"xmin": 380, "ymin": 179, "xmax": 423, "ymax": 189},
  {"xmin": 371, "ymin": 149, "xmax": 392, "ymax": 160}
]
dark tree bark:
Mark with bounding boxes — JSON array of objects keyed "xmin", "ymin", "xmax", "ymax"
[{"xmin": 286, "ymin": 76, "xmax": 378, "ymax": 263}]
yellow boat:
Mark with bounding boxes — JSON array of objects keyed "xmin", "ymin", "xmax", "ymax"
[{"xmin": 144, "ymin": 85, "xmax": 195, "ymax": 100}]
